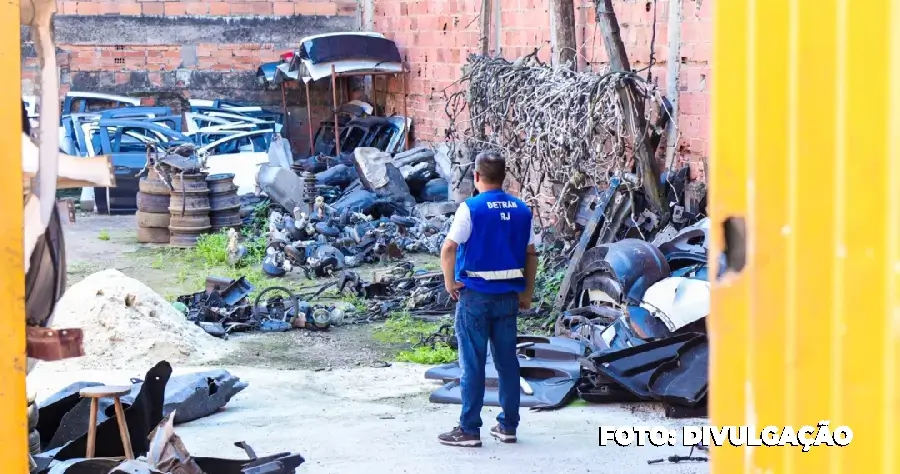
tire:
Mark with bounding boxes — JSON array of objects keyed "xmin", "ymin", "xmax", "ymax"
[
  {"xmin": 171, "ymin": 173, "xmax": 210, "ymax": 193},
  {"xmin": 169, "ymin": 214, "xmax": 211, "ymax": 228},
  {"xmin": 169, "ymin": 227, "xmax": 212, "ymax": 248},
  {"xmin": 28, "ymin": 429, "xmax": 40, "ymax": 455},
  {"xmin": 137, "ymin": 226, "xmax": 170, "ymax": 244},
  {"xmin": 136, "ymin": 192, "xmax": 170, "ymax": 213},
  {"xmin": 210, "ymin": 209, "xmax": 242, "ymax": 227},
  {"xmin": 136, "ymin": 211, "xmax": 170, "ymax": 228},
  {"xmin": 209, "ymin": 193, "xmax": 241, "ymax": 211},
  {"xmin": 138, "ymin": 177, "xmax": 170, "ymax": 195},
  {"xmin": 206, "ymin": 173, "xmax": 236, "ymax": 194}
]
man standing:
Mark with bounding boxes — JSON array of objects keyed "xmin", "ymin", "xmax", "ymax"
[{"xmin": 438, "ymin": 151, "xmax": 538, "ymax": 447}]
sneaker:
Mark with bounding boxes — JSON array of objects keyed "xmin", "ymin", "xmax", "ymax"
[
  {"xmin": 490, "ymin": 424, "xmax": 517, "ymax": 443},
  {"xmin": 438, "ymin": 426, "xmax": 482, "ymax": 447}
]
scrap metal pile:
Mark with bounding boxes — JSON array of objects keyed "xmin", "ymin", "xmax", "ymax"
[
  {"xmin": 176, "ymin": 261, "xmax": 456, "ymax": 338},
  {"xmin": 444, "ymin": 53, "xmax": 673, "ymax": 222},
  {"xmin": 175, "ymin": 275, "xmax": 347, "ymax": 335},
  {"xmin": 425, "ymin": 166, "xmax": 714, "ymax": 418},
  {"xmin": 331, "ymin": 265, "xmax": 455, "ymax": 320},
  {"xmin": 31, "ymin": 361, "xmax": 304, "ymax": 473},
  {"xmin": 58, "ymin": 93, "xmax": 285, "ymax": 215},
  {"xmin": 255, "ymin": 145, "xmax": 456, "ymax": 279}
]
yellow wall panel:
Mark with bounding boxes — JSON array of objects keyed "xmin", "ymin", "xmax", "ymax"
[
  {"xmin": 0, "ymin": 0, "xmax": 26, "ymax": 471},
  {"xmin": 711, "ymin": 0, "xmax": 900, "ymax": 472}
]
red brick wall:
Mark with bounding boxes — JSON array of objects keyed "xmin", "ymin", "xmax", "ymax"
[
  {"xmin": 21, "ymin": 0, "xmax": 361, "ymax": 153},
  {"xmin": 59, "ymin": 43, "xmax": 284, "ymax": 79},
  {"xmin": 22, "ymin": 0, "xmax": 360, "ymax": 102},
  {"xmin": 373, "ymin": 0, "xmax": 712, "ymax": 163},
  {"xmin": 54, "ymin": 1, "xmax": 357, "ymax": 19}
]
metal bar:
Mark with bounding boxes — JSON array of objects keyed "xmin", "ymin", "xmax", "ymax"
[
  {"xmin": 372, "ymin": 75, "xmax": 378, "ymax": 116},
  {"xmin": 710, "ymin": 0, "xmax": 900, "ymax": 472},
  {"xmin": 343, "ymin": 75, "xmax": 352, "ymax": 106},
  {"xmin": 331, "ymin": 64, "xmax": 341, "ymax": 156},
  {"xmin": 279, "ymin": 82, "xmax": 290, "ymax": 140},
  {"xmin": 402, "ymin": 70, "xmax": 409, "ymax": 151},
  {"xmin": 0, "ymin": 0, "xmax": 27, "ymax": 471},
  {"xmin": 304, "ymin": 79, "xmax": 314, "ymax": 156},
  {"xmin": 330, "ymin": 70, "xmax": 401, "ymax": 78}
]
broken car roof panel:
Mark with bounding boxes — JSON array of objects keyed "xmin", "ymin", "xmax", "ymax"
[
  {"xmin": 298, "ymin": 34, "xmax": 401, "ymax": 65},
  {"xmin": 301, "ymin": 59, "xmax": 404, "ymax": 82}
]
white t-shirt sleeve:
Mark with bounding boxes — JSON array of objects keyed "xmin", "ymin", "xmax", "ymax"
[{"xmin": 445, "ymin": 202, "xmax": 472, "ymax": 244}]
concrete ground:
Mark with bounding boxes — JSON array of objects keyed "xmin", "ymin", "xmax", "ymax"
[{"xmin": 29, "ymin": 363, "xmax": 708, "ymax": 474}]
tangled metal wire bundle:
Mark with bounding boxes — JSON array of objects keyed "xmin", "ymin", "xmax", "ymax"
[{"xmin": 445, "ymin": 53, "xmax": 669, "ymax": 205}]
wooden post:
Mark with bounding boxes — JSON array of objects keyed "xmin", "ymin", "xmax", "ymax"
[
  {"xmin": 401, "ymin": 70, "xmax": 409, "ymax": 150},
  {"xmin": 595, "ymin": 0, "xmax": 630, "ymax": 71},
  {"xmin": 331, "ymin": 64, "xmax": 341, "ymax": 156},
  {"xmin": 303, "ymin": 78, "xmax": 314, "ymax": 156},
  {"xmin": 549, "ymin": 0, "xmax": 577, "ymax": 68},
  {"xmin": 371, "ymin": 75, "xmax": 378, "ymax": 115},
  {"xmin": 663, "ymin": 0, "xmax": 683, "ymax": 170},
  {"xmin": 279, "ymin": 82, "xmax": 290, "ymax": 140},
  {"xmin": 595, "ymin": 0, "xmax": 667, "ymax": 218},
  {"xmin": 479, "ymin": 0, "xmax": 491, "ymax": 55}
]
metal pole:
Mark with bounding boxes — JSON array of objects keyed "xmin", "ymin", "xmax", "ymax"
[
  {"xmin": 304, "ymin": 78, "xmax": 314, "ymax": 156},
  {"xmin": 279, "ymin": 82, "xmax": 290, "ymax": 140},
  {"xmin": 371, "ymin": 75, "xmax": 377, "ymax": 116},
  {"xmin": 0, "ymin": 0, "xmax": 28, "ymax": 470},
  {"xmin": 401, "ymin": 70, "xmax": 409, "ymax": 151},
  {"xmin": 331, "ymin": 64, "xmax": 341, "ymax": 156}
]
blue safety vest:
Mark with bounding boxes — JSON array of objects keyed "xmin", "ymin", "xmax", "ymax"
[{"xmin": 455, "ymin": 189, "xmax": 532, "ymax": 294}]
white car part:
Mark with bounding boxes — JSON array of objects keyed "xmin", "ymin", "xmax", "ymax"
[
  {"xmin": 639, "ymin": 277, "xmax": 711, "ymax": 332},
  {"xmin": 205, "ymin": 152, "xmax": 268, "ymax": 195},
  {"xmin": 267, "ymin": 134, "xmax": 293, "ymax": 168},
  {"xmin": 199, "ymin": 131, "xmax": 274, "ymax": 195},
  {"xmin": 62, "ymin": 91, "xmax": 141, "ymax": 107}
]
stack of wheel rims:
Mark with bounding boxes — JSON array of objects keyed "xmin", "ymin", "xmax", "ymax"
[
  {"xmin": 168, "ymin": 172, "xmax": 212, "ymax": 247},
  {"xmin": 207, "ymin": 173, "xmax": 243, "ymax": 232},
  {"xmin": 135, "ymin": 169, "xmax": 171, "ymax": 243}
]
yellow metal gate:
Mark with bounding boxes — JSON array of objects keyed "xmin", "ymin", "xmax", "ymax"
[
  {"xmin": 3, "ymin": 0, "xmax": 900, "ymax": 472},
  {"xmin": 710, "ymin": 0, "xmax": 900, "ymax": 472},
  {"xmin": 0, "ymin": 0, "xmax": 26, "ymax": 470}
]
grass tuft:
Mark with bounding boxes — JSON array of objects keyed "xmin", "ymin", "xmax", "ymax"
[{"xmin": 374, "ymin": 312, "xmax": 458, "ymax": 364}]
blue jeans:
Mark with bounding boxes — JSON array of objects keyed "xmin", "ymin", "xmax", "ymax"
[{"xmin": 455, "ymin": 289, "xmax": 520, "ymax": 435}]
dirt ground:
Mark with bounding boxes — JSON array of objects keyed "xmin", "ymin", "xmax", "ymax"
[
  {"xmin": 63, "ymin": 214, "xmax": 416, "ymax": 369},
  {"xmin": 44, "ymin": 214, "xmax": 709, "ymax": 473}
]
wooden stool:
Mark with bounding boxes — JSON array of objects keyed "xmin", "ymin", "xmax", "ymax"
[{"xmin": 79, "ymin": 385, "xmax": 134, "ymax": 459}]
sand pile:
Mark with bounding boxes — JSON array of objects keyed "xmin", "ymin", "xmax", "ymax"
[{"xmin": 50, "ymin": 269, "xmax": 224, "ymax": 370}]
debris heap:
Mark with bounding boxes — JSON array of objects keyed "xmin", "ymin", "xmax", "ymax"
[
  {"xmin": 51, "ymin": 269, "xmax": 223, "ymax": 370},
  {"xmin": 424, "ymin": 166, "xmax": 713, "ymax": 419},
  {"xmin": 254, "ymin": 146, "xmax": 456, "ymax": 279}
]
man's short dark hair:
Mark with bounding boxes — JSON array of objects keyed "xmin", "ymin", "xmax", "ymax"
[{"xmin": 474, "ymin": 151, "xmax": 506, "ymax": 185}]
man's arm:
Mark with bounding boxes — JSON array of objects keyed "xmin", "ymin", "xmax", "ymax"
[
  {"xmin": 442, "ymin": 204, "xmax": 471, "ymax": 300},
  {"xmin": 441, "ymin": 238, "xmax": 458, "ymax": 292},
  {"xmin": 520, "ymin": 244, "xmax": 538, "ymax": 309}
]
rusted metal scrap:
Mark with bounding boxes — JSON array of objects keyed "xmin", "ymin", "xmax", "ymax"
[{"xmin": 26, "ymin": 327, "xmax": 83, "ymax": 361}]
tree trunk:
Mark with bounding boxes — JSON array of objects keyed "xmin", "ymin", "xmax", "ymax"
[{"xmin": 595, "ymin": 0, "xmax": 667, "ymax": 217}]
